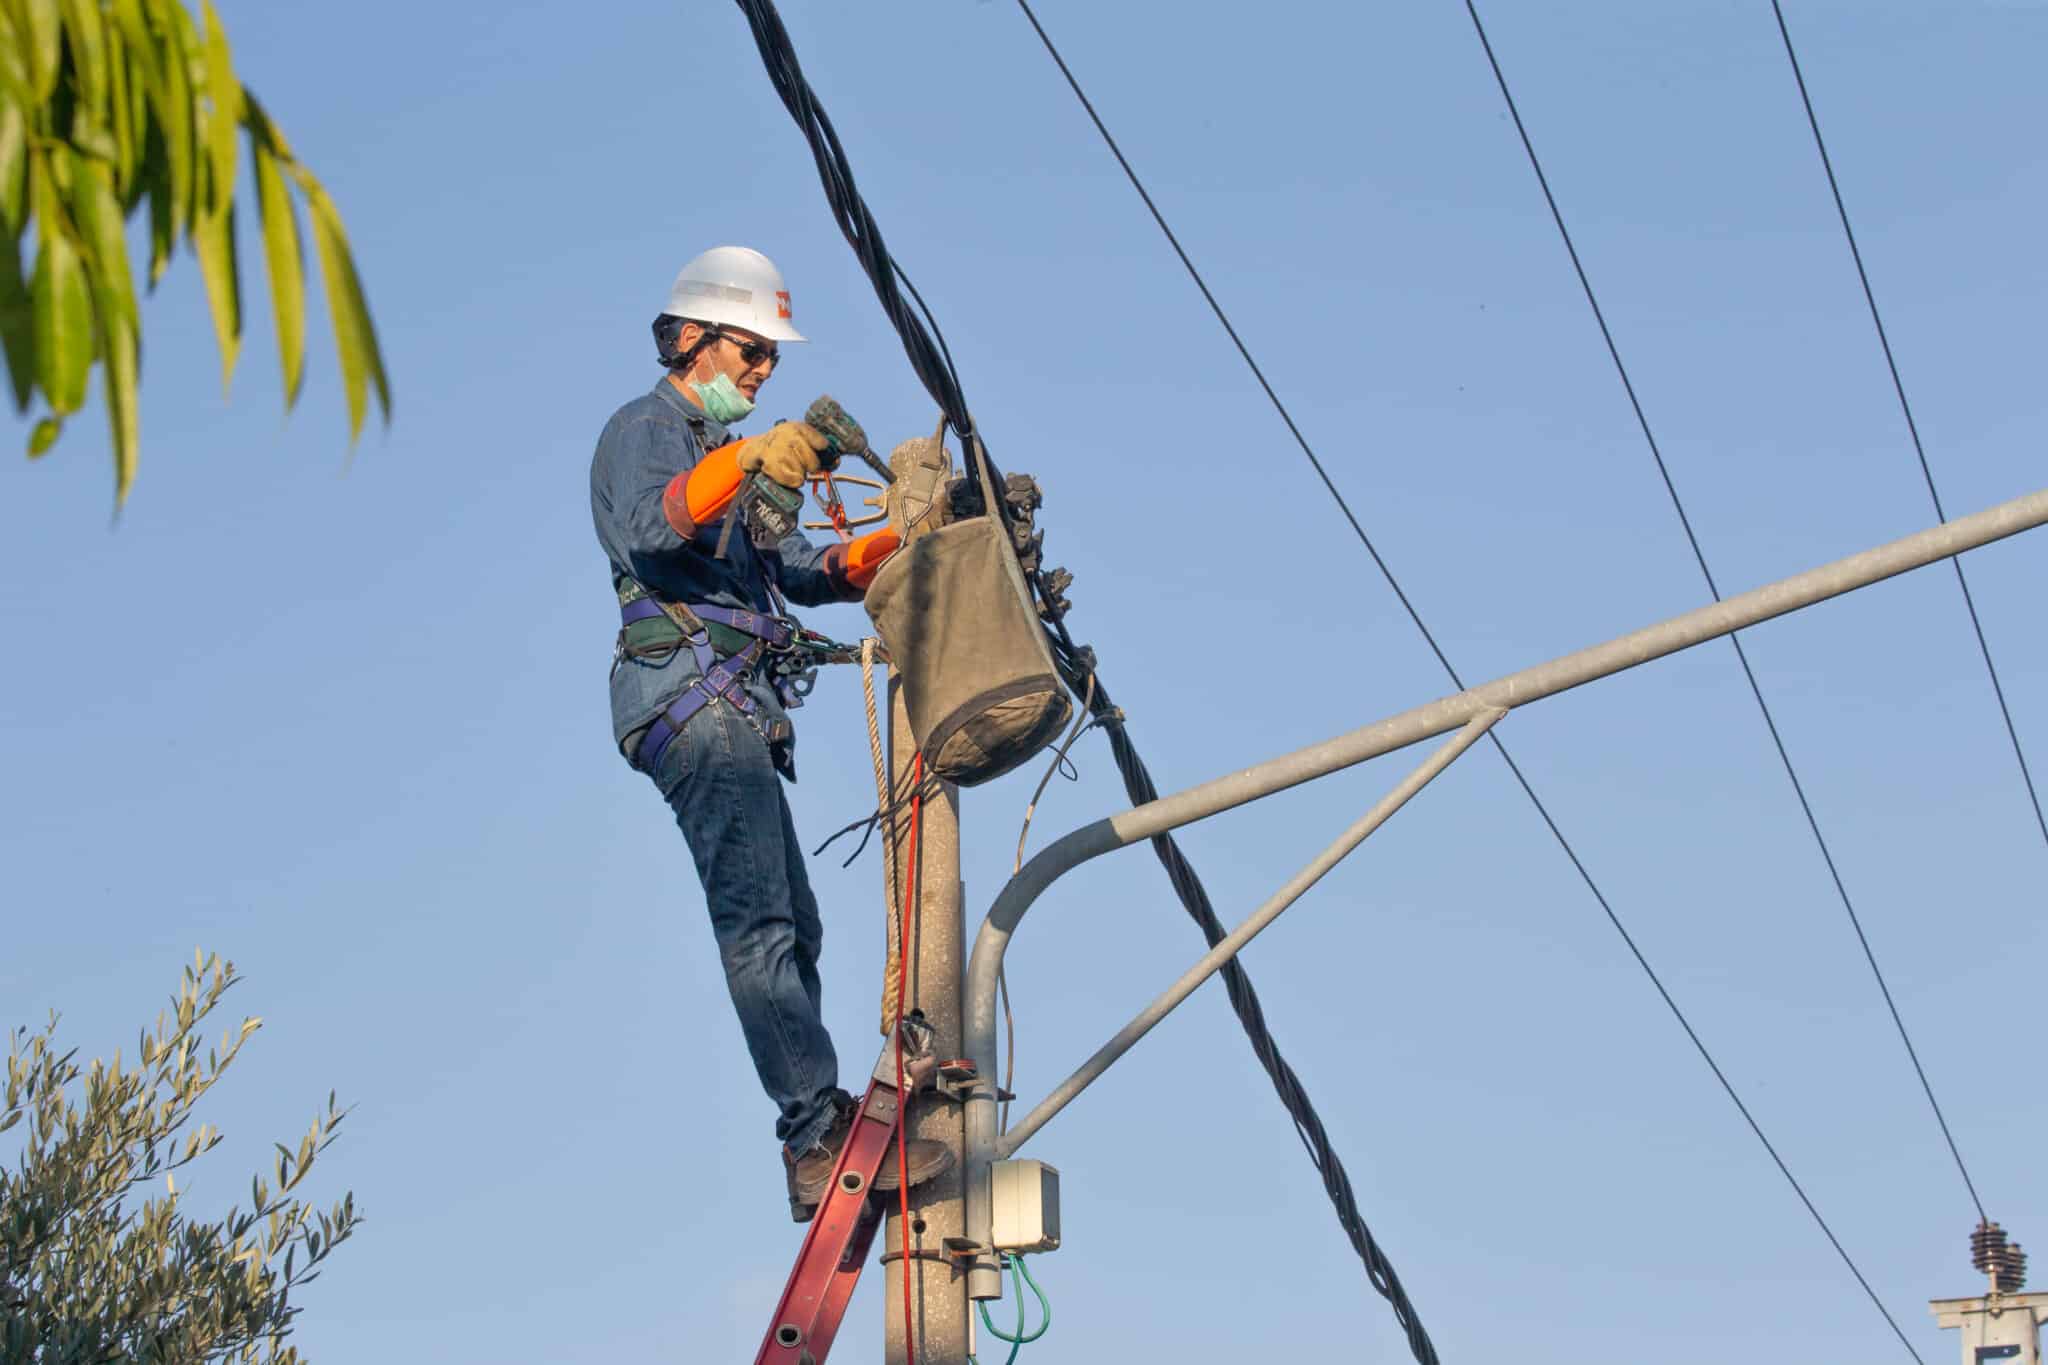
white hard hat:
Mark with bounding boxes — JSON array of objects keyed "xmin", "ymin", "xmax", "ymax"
[{"xmin": 661, "ymin": 246, "xmax": 807, "ymax": 343}]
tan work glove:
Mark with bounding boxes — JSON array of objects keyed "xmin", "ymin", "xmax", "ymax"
[{"xmin": 736, "ymin": 421, "xmax": 830, "ymax": 489}]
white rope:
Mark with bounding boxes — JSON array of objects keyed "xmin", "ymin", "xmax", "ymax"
[{"xmin": 863, "ymin": 637, "xmax": 903, "ymax": 1034}]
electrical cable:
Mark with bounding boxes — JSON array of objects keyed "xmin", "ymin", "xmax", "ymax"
[
  {"xmin": 731, "ymin": 2, "xmax": 1444, "ymax": 1359},
  {"xmin": 1766, "ymin": 0, "xmax": 2046, "ymax": 864},
  {"xmin": 991, "ymin": 672, "xmax": 1109, "ymax": 1136},
  {"xmin": 895, "ymin": 755, "xmax": 926, "ymax": 1365},
  {"xmin": 978, "ymin": 1254, "xmax": 1052, "ymax": 1346},
  {"xmin": 1014, "ymin": 672, "xmax": 1101, "ymax": 878},
  {"xmin": 1001, "ymin": 674, "xmax": 1103, "ymax": 1134},
  {"xmin": 731, "ymin": 0, "xmax": 974, "ymax": 444},
  {"xmin": 1766, "ymin": 0, "xmax": 2045, "ymax": 1223},
  {"xmin": 1010, "ymin": 0, "xmax": 1925, "ymax": 1360},
  {"xmin": 1456, "ymin": 1, "xmax": 1947, "ymax": 1353}
]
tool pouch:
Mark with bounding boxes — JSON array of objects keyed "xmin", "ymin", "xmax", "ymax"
[{"xmin": 863, "ymin": 436, "xmax": 1071, "ymax": 786}]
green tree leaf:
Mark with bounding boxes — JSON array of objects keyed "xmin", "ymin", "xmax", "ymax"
[
  {"xmin": 69, "ymin": 159, "xmax": 139, "ymax": 492},
  {"xmin": 106, "ymin": 26, "xmax": 138, "ymax": 196},
  {"xmin": 302, "ymin": 181, "xmax": 388, "ymax": 438},
  {"xmin": 141, "ymin": 132, "xmax": 173, "ymax": 285},
  {"xmin": 0, "ymin": 39, "xmax": 31, "ymax": 115},
  {"xmin": 29, "ymin": 165, "xmax": 93, "ymax": 415},
  {"xmin": 0, "ymin": 230, "xmax": 34, "ymax": 411},
  {"xmin": 116, "ymin": 2, "xmax": 152, "ymax": 69},
  {"xmin": 71, "ymin": 159, "xmax": 136, "ymax": 331},
  {"xmin": 250, "ymin": 131, "xmax": 302, "ymax": 406},
  {"xmin": 27, "ymin": 414, "xmax": 59, "ymax": 455},
  {"xmin": 198, "ymin": 0, "xmax": 236, "ymax": 214},
  {"xmin": 15, "ymin": 0, "xmax": 61, "ymax": 103},
  {"xmin": 119, "ymin": 22, "xmax": 154, "ymax": 202},
  {"xmin": 192, "ymin": 163, "xmax": 238, "ymax": 391},
  {"xmin": 113, "ymin": 0, "xmax": 192, "ymax": 240},
  {"xmin": 8, "ymin": 3, "xmax": 391, "ymax": 501},
  {"xmin": 58, "ymin": 0, "xmax": 109, "ymax": 116},
  {"xmin": 0, "ymin": 98, "xmax": 26, "ymax": 234},
  {"xmin": 96, "ymin": 289, "xmax": 137, "ymax": 500}
]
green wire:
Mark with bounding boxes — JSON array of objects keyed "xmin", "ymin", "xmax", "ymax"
[
  {"xmin": 976, "ymin": 1253, "xmax": 1052, "ymax": 1348},
  {"xmin": 967, "ymin": 1258, "xmax": 1023, "ymax": 1365},
  {"xmin": 1012, "ymin": 1256, "xmax": 1052, "ymax": 1343}
]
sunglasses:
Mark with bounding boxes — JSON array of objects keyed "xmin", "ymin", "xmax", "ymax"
[{"xmin": 713, "ymin": 330, "xmax": 780, "ymax": 369}]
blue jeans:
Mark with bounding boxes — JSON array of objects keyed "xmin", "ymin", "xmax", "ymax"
[{"xmin": 650, "ymin": 698, "xmax": 843, "ymax": 1157}]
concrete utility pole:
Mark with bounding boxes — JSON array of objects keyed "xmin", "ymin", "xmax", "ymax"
[
  {"xmin": 882, "ymin": 677, "xmax": 971, "ymax": 1365},
  {"xmin": 1932, "ymin": 1222, "xmax": 2045, "ymax": 1365}
]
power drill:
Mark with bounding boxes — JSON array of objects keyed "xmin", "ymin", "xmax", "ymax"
[
  {"xmin": 717, "ymin": 395, "xmax": 895, "ymax": 556},
  {"xmin": 802, "ymin": 394, "xmax": 897, "ymax": 486}
]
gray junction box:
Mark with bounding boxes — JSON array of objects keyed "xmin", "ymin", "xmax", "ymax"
[{"xmin": 989, "ymin": 1160, "xmax": 1061, "ymax": 1255}]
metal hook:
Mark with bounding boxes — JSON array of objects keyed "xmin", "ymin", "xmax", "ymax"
[{"xmin": 805, "ymin": 470, "xmax": 890, "ymax": 536}]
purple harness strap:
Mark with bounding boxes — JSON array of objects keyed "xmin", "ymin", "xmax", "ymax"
[
  {"xmin": 632, "ymin": 640, "xmax": 764, "ymax": 774},
  {"xmin": 619, "ymin": 595, "xmax": 794, "ymax": 773}
]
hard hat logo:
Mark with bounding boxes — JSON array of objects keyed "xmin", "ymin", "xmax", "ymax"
[{"xmin": 662, "ymin": 246, "xmax": 808, "ymax": 344}]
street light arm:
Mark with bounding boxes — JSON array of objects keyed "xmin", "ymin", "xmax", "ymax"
[{"xmin": 959, "ymin": 485, "xmax": 2048, "ymax": 1301}]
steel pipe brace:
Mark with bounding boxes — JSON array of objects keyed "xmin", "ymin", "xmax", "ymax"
[{"xmin": 959, "ymin": 485, "xmax": 2048, "ymax": 1300}]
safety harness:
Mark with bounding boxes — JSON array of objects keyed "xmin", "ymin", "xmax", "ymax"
[{"xmin": 614, "ymin": 578, "xmax": 873, "ymax": 775}]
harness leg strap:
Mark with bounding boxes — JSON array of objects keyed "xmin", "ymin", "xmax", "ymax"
[{"xmin": 633, "ymin": 641, "xmax": 763, "ymax": 773}]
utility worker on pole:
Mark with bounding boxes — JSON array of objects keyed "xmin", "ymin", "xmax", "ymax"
[{"xmin": 590, "ymin": 246, "xmax": 950, "ymax": 1220}]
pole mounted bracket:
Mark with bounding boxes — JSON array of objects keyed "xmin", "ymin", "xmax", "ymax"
[
  {"xmin": 931, "ymin": 1058, "xmax": 1013, "ymax": 1105},
  {"xmin": 932, "ymin": 1058, "xmax": 977, "ymax": 1101}
]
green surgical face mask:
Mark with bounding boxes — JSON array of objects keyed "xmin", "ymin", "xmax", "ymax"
[{"xmin": 688, "ymin": 372, "xmax": 756, "ymax": 424}]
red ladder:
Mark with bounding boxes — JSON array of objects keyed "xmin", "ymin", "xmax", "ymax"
[{"xmin": 755, "ymin": 1022, "xmax": 945, "ymax": 1365}]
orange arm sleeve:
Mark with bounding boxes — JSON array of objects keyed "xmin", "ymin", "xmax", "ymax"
[
  {"xmin": 662, "ymin": 440, "xmax": 747, "ymax": 537},
  {"xmin": 840, "ymin": 526, "xmax": 900, "ymax": 590}
]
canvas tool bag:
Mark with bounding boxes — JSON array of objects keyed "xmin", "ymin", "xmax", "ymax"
[{"xmin": 863, "ymin": 443, "xmax": 1071, "ymax": 786}]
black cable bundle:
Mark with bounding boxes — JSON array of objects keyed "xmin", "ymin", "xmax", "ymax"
[
  {"xmin": 1062, "ymin": 671, "xmax": 1442, "ymax": 1365},
  {"xmin": 731, "ymin": 3, "xmax": 1441, "ymax": 1360},
  {"xmin": 731, "ymin": 0, "xmax": 974, "ymax": 442}
]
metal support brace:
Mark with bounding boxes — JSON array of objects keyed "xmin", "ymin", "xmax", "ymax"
[
  {"xmin": 958, "ymin": 485, "xmax": 2048, "ymax": 1301},
  {"xmin": 996, "ymin": 706, "xmax": 1503, "ymax": 1158}
]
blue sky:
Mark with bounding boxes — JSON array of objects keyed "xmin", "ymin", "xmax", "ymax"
[{"xmin": 4, "ymin": 2, "xmax": 2045, "ymax": 1361}]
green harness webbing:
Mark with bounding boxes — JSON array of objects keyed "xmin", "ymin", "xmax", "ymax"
[{"xmin": 614, "ymin": 579, "xmax": 760, "ymax": 662}]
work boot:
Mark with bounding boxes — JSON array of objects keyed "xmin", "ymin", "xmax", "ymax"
[{"xmin": 783, "ymin": 1092, "xmax": 956, "ymax": 1223}]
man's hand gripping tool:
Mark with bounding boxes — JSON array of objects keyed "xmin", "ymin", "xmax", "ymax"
[
  {"xmin": 720, "ymin": 394, "xmax": 895, "ymax": 554},
  {"xmin": 798, "ymin": 394, "xmax": 895, "ymax": 543}
]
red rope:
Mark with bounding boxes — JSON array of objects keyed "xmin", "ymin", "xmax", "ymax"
[{"xmin": 894, "ymin": 755, "xmax": 924, "ymax": 1365}]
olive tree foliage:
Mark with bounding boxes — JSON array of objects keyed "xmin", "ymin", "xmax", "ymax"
[
  {"xmin": 0, "ymin": 0, "xmax": 390, "ymax": 505},
  {"xmin": 0, "ymin": 953, "xmax": 359, "ymax": 1364}
]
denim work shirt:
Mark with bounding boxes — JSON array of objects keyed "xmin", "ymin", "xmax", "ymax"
[{"xmin": 591, "ymin": 377, "xmax": 860, "ymax": 774}]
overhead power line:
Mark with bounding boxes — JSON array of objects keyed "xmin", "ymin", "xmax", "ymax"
[
  {"xmin": 1762, "ymin": 0, "xmax": 2017, "ymax": 1227},
  {"xmin": 1012, "ymin": 0, "xmax": 1927, "ymax": 1359},
  {"xmin": 1461, "ymin": 0, "xmax": 2013, "ymax": 1343},
  {"xmin": 1766, "ymin": 2, "xmax": 2047, "ymax": 853},
  {"xmin": 1458, "ymin": 0, "xmax": 1991, "ymax": 1244},
  {"xmin": 730, "ymin": 3, "xmax": 1442, "ymax": 1362}
]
